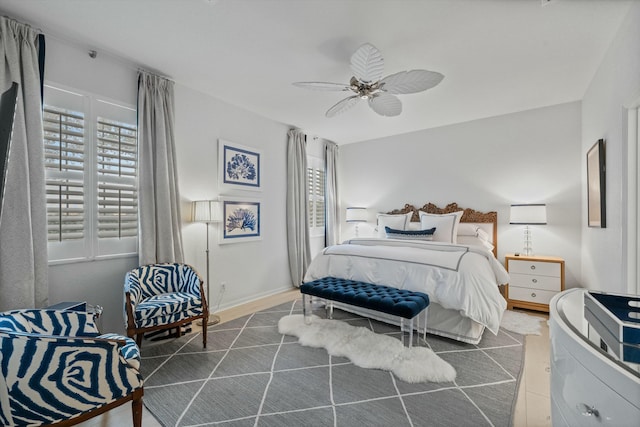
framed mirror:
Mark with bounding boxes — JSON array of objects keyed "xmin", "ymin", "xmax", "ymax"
[{"xmin": 587, "ymin": 139, "xmax": 606, "ymax": 228}]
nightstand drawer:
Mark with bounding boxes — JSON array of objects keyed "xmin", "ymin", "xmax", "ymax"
[
  {"xmin": 509, "ymin": 286, "xmax": 557, "ymax": 305},
  {"xmin": 509, "ymin": 272, "xmax": 561, "ymax": 292},
  {"xmin": 508, "ymin": 260, "xmax": 561, "ymax": 277}
]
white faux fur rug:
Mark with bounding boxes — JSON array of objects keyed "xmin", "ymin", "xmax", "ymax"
[
  {"xmin": 278, "ymin": 314, "xmax": 456, "ymax": 383},
  {"xmin": 500, "ymin": 310, "xmax": 544, "ymax": 335}
]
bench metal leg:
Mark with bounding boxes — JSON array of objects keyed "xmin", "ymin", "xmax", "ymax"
[{"xmin": 302, "ymin": 294, "xmax": 312, "ymax": 324}]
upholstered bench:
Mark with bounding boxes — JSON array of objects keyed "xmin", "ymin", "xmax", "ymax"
[{"xmin": 300, "ymin": 277, "xmax": 430, "ymax": 347}]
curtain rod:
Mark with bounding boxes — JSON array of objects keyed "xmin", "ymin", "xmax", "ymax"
[
  {"xmin": 3, "ymin": 13, "xmax": 172, "ymax": 80},
  {"xmin": 2, "ymin": 15, "xmax": 43, "ymax": 34}
]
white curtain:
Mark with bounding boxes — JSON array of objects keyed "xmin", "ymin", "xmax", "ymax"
[
  {"xmin": 137, "ymin": 71, "xmax": 184, "ymax": 265},
  {"xmin": 286, "ymin": 129, "xmax": 311, "ymax": 286},
  {"xmin": 0, "ymin": 17, "xmax": 48, "ymax": 310},
  {"xmin": 324, "ymin": 140, "xmax": 339, "ymax": 247}
]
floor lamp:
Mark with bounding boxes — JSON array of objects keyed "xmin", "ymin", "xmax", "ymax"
[{"xmin": 193, "ymin": 200, "xmax": 222, "ymax": 325}]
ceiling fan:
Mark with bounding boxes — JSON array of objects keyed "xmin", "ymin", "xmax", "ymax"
[{"xmin": 293, "ymin": 43, "xmax": 444, "ymax": 118}]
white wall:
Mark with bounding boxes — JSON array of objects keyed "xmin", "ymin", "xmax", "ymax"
[
  {"xmin": 42, "ymin": 36, "xmax": 294, "ymax": 333},
  {"xmin": 581, "ymin": 3, "xmax": 640, "ymax": 294},
  {"xmin": 339, "ymin": 102, "xmax": 583, "ymax": 288},
  {"xmin": 175, "ymin": 84, "xmax": 293, "ymax": 314}
]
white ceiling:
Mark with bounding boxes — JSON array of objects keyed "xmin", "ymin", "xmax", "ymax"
[{"xmin": 0, "ymin": 0, "xmax": 633, "ymax": 144}]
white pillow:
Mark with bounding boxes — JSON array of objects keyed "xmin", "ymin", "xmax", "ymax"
[
  {"xmin": 457, "ymin": 223, "xmax": 479, "ymax": 236},
  {"xmin": 376, "ymin": 212, "xmax": 412, "ymax": 238},
  {"xmin": 457, "ymin": 235, "xmax": 495, "ymax": 252},
  {"xmin": 476, "ymin": 227, "xmax": 490, "ymax": 243},
  {"xmin": 419, "ymin": 211, "xmax": 463, "ymax": 243}
]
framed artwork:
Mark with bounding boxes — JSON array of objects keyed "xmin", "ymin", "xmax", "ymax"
[
  {"xmin": 220, "ymin": 198, "xmax": 261, "ymax": 243},
  {"xmin": 219, "ymin": 139, "xmax": 261, "ymax": 191},
  {"xmin": 587, "ymin": 139, "xmax": 606, "ymax": 228}
]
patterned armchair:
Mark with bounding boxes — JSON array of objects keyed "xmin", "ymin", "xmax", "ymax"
[
  {"xmin": 124, "ymin": 263, "xmax": 208, "ymax": 348},
  {"xmin": 0, "ymin": 309, "xmax": 144, "ymax": 427}
]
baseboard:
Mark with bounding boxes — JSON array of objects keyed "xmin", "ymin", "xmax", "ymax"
[{"xmin": 213, "ymin": 284, "xmax": 297, "ymax": 314}]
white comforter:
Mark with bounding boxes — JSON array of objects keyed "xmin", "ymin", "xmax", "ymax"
[{"xmin": 304, "ymin": 238, "xmax": 509, "ymax": 334}]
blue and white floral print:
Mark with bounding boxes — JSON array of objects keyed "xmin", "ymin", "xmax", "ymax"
[{"xmin": 226, "ymin": 153, "xmax": 256, "ymax": 181}]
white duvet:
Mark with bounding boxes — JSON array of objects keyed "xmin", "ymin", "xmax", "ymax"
[{"xmin": 304, "ymin": 238, "xmax": 509, "ymax": 334}]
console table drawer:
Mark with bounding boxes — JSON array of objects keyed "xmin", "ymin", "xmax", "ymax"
[{"xmin": 551, "ymin": 338, "xmax": 640, "ymax": 426}]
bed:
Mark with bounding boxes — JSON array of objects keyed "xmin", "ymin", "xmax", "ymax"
[{"xmin": 303, "ymin": 202, "xmax": 509, "ymax": 344}]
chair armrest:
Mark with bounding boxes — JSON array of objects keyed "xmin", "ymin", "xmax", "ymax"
[
  {"xmin": 0, "ymin": 331, "xmax": 143, "ymax": 426},
  {"xmin": 124, "ymin": 271, "xmax": 144, "ymax": 306},
  {"xmin": 98, "ymin": 333, "xmax": 141, "ymax": 370}
]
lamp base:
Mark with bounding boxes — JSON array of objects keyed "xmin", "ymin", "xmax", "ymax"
[
  {"xmin": 523, "ymin": 225, "xmax": 533, "ymax": 256},
  {"xmin": 197, "ymin": 314, "xmax": 221, "ymax": 327}
]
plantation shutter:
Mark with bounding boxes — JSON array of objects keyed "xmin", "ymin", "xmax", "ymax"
[
  {"xmin": 43, "ymin": 106, "xmax": 85, "ymax": 242},
  {"xmin": 313, "ymin": 168, "xmax": 325, "ymax": 228},
  {"xmin": 96, "ymin": 118, "xmax": 138, "ymax": 239},
  {"xmin": 307, "ymin": 167, "xmax": 314, "ymax": 226},
  {"xmin": 307, "ymin": 161, "xmax": 326, "ymax": 230}
]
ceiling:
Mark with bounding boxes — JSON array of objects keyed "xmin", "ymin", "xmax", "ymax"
[{"xmin": 0, "ymin": 0, "xmax": 633, "ymax": 144}]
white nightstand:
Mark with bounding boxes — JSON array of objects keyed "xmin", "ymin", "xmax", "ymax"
[{"xmin": 505, "ymin": 254, "xmax": 565, "ymax": 313}]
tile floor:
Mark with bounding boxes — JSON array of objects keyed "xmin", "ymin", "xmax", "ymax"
[{"xmin": 76, "ymin": 290, "xmax": 552, "ymax": 427}]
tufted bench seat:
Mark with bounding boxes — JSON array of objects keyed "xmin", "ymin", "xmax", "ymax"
[{"xmin": 300, "ymin": 277, "xmax": 430, "ymax": 347}]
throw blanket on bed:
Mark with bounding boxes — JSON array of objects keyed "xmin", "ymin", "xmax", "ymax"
[{"xmin": 304, "ymin": 239, "xmax": 508, "ymax": 334}]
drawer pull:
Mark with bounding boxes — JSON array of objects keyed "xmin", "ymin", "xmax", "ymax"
[
  {"xmin": 577, "ymin": 403, "xmax": 599, "ymax": 418},
  {"xmin": 531, "ymin": 292, "xmax": 536, "ymax": 298},
  {"xmin": 532, "ymin": 278, "xmax": 538, "ymax": 283},
  {"xmin": 530, "ymin": 265, "xmax": 536, "ymax": 270}
]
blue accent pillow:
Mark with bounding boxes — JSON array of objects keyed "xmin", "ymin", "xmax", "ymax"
[{"xmin": 385, "ymin": 226, "xmax": 436, "ymax": 240}]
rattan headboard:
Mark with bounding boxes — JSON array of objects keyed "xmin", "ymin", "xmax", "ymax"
[{"xmin": 387, "ymin": 202, "xmax": 498, "ymax": 256}]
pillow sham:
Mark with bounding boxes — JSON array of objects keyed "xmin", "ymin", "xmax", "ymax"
[
  {"xmin": 419, "ymin": 211, "xmax": 463, "ymax": 243},
  {"xmin": 376, "ymin": 212, "xmax": 412, "ymax": 238},
  {"xmin": 385, "ymin": 226, "xmax": 436, "ymax": 241}
]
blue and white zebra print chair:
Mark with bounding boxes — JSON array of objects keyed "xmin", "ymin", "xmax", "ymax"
[
  {"xmin": 0, "ymin": 309, "xmax": 144, "ymax": 426},
  {"xmin": 124, "ymin": 263, "xmax": 208, "ymax": 348}
]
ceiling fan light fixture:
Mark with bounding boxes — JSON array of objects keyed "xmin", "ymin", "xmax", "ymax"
[{"xmin": 293, "ymin": 43, "xmax": 443, "ymax": 118}]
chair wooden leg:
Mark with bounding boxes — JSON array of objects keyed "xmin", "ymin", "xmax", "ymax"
[
  {"xmin": 176, "ymin": 326, "xmax": 182, "ymax": 337},
  {"xmin": 132, "ymin": 389, "xmax": 144, "ymax": 427},
  {"xmin": 136, "ymin": 333, "xmax": 142, "ymax": 348},
  {"xmin": 202, "ymin": 316, "xmax": 208, "ymax": 348}
]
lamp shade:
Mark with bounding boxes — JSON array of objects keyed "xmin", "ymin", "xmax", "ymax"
[
  {"xmin": 510, "ymin": 204, "xmax": 547, "ymax": 225},
  {"xmin": 346, "ymin": 207, "xmax": 367, "ymax": 222},
  {"xmin": 192, "ymin": 200, "xmax": 222, "ymax": 223}
]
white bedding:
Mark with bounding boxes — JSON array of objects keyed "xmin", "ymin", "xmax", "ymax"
[{"xmin": 304, "ymin": 238, "xmax": 509, "ymax": 335}]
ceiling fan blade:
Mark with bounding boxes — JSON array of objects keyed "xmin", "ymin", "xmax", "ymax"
[
  {"xmin": 350, "ymin": 43, "xmax": 384, "ymax": 84},
  {"xmin": 293, "ymin": 82, "xmax": 352, "ymax": 91},
  {"xmin": 368, "ymin": 93, "xmax": 402, "ymax": 117},
  {"xmin": 380, "ymin": 70, "xmax": 445, "ymax": 94},
  {"xmin": 326, "ymin": 96, "xmax": 361, "ymax": 118}
]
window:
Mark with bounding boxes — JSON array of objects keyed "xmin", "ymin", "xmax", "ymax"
[
  {"xmin": 96, "ymin": 118, "xmax": 137, "ymax": 239},
  {"xmin": 44, "ymin": 85, "xmax": 137, "ymax": 262},
  {"xmin": 307, "ymin": 156, "xmax": 325, "ymax": 236}
]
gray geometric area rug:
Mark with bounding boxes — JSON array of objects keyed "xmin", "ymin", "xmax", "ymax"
[{"xmin": 140, "ymin": 299, "xmax": 525, "ymax": 427}]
